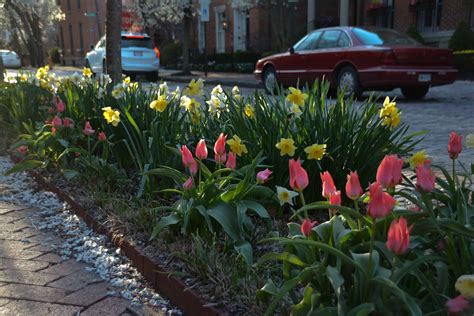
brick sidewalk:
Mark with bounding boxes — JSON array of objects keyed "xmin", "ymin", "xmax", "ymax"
[{"xmin": 0, "ymin": 201, "xmax": 159, "ymax": 315}]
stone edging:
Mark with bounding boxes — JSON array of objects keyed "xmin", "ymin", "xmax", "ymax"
[{"xmin": 29, "ymin": 170, "xmax": 227, "ymax": 316}]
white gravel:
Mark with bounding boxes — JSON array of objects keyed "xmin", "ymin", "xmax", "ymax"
[{"xmin": 0, "ymin": 156, "xmax": 180, "ymax": 314}]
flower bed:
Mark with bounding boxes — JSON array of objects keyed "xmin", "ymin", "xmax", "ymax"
[{"xmin": 1, "ymin": 67, "xmax": 473, "ymax": 314}]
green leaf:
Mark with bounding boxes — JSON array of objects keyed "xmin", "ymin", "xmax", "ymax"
[
  {"xmin": 146, "ymin": 166, "xmax": 187, "ymax": 186},
  {"xmin": 326, "ymin": 265, "xmax": 346, "ymax": 314},
  {"xmin": 150, "ymin": 214, "xmax": 180, "ymax": 240},
  {"xmin": 393, "ymin": 255, "xmax": 445, "ymax": 283},
  {"xmin": 351, "ymin": 251, "xmax": 380, "ymax": 278},
  {"xmin": 346, "ymin": 303, "xmax": 376, "ymax": 316},
  {"xmin": 259, "ymin": 252, "xmax": 306, "ymax": 267},
  {"xmin": 234, "ymin": 240, "xmax": 253, "ymax": 265},
  {"xmin": 5, "ymin": 160, "xmax": 44, "ymax": 176},
  {"xmin": 208, "ymin": 202, "xmax": 241, "ymax": 241},
  {"xmin": 57, "ymin": 138, "xmax": 70, "ymax": 148},
  {"xmin": 62, "ymin": 169, "xmax": 79, "ymax": 180},
  {"xmin": 240, "ymin": 200, "xmax": 269, "ymax": 218}
]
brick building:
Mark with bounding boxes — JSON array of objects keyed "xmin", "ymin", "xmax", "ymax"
[{"xmin": 57, "ymin": 0, "xmax": 106, "ymax": 66}]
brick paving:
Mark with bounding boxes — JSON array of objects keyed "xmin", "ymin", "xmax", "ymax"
[{"xmin": 0, "ymin": 202, "xmax": 163, "ymax": 315}]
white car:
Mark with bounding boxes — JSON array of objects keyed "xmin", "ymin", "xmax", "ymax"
[
  {"xmin": 85, "ymin": 32, "xmax": 160, "ymax": 81},
  {"xmin": 0, "ymin": 50, "xmax": 21, "ymax": 68}
]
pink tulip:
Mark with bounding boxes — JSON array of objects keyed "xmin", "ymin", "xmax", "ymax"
[
  {"xmin": 52, "ymin": 115, "xmax": 62, "ymax": 127},
  {"xmin": 51, "ymin": 127, "xmax": 57, "ymax": 135},
  {"xmin": 189, "ymin": 160, "xmax": 198, "ymax": 176},
  {"xmin": 98, "ymin": 131, "xmax": 107, "ymax": 142},
  {"xmin": 82, "ymin": 121, "xmax": 95, "ymax": 136},
  {"xmin": 214, "ymin": 133, "xmax": 227, "ymax": 164},
  {"xmin": 289, "ymin": 159, "xmax": 309, "ymax": 192},
  {"xmin": 376, "ymin": 155, "xmax": 403, "ymax": 188},
  {"xmin": 63, "ymin": 117, "xmax": 73, "ymax": 128},
  {"xmin": 367, "ymin": 182, "xmax": 396, "ymax": 218},
  {"xmin": 256, "ymin": 169, "xmax": 272, "ymax": 184},
  {"xmin": 301, "ymin": 219, "xmax": 316, "ymax": 237},
  {"xmin": 56, "ymin": 101, "xmax": 65, "ymax": 113},
  {"xmin": 448, "ymin": 132, "xmax": 462, "ymax": 160},
  {"xmin": 329, "ymin": 190, "xmax": 341, "ymax": 207},
  {"xmin": 183, "ymin": 177, "xmax": 193, "ymax": 191},
  {"xmin": 386, "ymin": 217, "xmax": 412, "ymax": 255},
  {"xmin": 321, "ymin": 171, "xmax": 336, "ymax": 198},
  {"xmin": 445, "ymin": 295, "xmax": 470, "ymax": 314},
  {"xmin": 226, "ymin": 151, "xmax": 237, "ymax": 170},
  {"xmin": 416, "ymin": 163, "xmax": 435, "ymax": 192},
  {"xmin": 345, "ymin": 171, "xmax": 363, "ymax": 200},
  {"xmin": 48, "ymin": 107, "xmax": 55, "ymax": 114},
  {"xmin": 195, "ymin": 139, "xmax": 208, "ymax": 160},
  {"xmin": 180, "ymin": 145, "xmax": 194, "ymax": 167},
  {"xmin": 17, "ymin": 146, "xmax": 28, "ymax": 155}
]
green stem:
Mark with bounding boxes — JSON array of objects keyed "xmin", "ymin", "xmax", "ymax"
[
  {"xmin": 354, "ymin": 200, "xmax": 361, "ymax": 230},
  {"xmin": 365, "ymin": 218, "xmax": 377, "ymax": 301},
  {"xmin": 452, "ymin": 158, "xmax": 457, "ymax": 190},
  {"xmin": 300, "ymin": 191, "xmax": 307, "ymax": 218}
]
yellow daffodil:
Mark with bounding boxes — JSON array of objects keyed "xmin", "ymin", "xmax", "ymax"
[
  {"xmin": 180, "ymin": 96, "xmax": 200, "ymax": 112},
  {"xmin": 227, "ymin": 135, "xmax": 248, "ymax": 156},
  {"xmin": 407, "ymin": 150, "xmax": 428, "ymax": 169},
  {"xmin": 286, "ymin": 87, "xmax": 308, "ymax": 107},
  {"xmin": 276, "ymin": 138, "xmax": 296, "ymax": 157},
  {"xmin": 304, "ymin": 143, "xmax": 327, "ymax": 160},
  {"xmin": 83, "ymin": 67, "xmax": 92, "ymax": 78},
  {"xmin": 102, "ymin": 106, "xmax": 121, "ymax": 126},
  {"xmin": 244, "ymin": 104, "xmax": 255, "ymax": 119},
  {"xmin": 150, "ymin": 95, "xmax": 169, "ymax": 112},
  {"xmin": 123, "ymin": 76, "xmax": 131, "ymax": 85},
  {"xmin": 276, "ymin": 186, "xmax": 299, "ymax": 206},
  {"xmin": 380, "ymin": 96, "xmax": 401, "ymax": 129},
  {"xmin": 455, "ymin": 275, "xmax": 474, "ymax": 299},
  {"xmin": 19, "ymin": 74, "xmax": 28, "ymax": 82},
  {"xmin": 466, "ymin": 133, "xmax": 474, "ymax": 148},
  {"xmin": 290, "ymin": 103, "xmax": 303, "ymax": 117},
  {"xmin": 184, "ymin": 78, "xmax": 204, "ymax": 97}
]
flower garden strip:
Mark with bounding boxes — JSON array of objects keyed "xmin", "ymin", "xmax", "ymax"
[{"xmin": 1, "ymin": 67, "xmax": 473, "ymax": 314}]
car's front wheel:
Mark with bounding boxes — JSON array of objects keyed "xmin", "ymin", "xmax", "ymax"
[
  {"xmin": 263, "ymin": 66, "xmax": 277, "ymax": 94},
  {"xmin": 401, "ymin": 86, "xmax": 429, "ymax": 100},
  {"xmin": 337, "ymin": 66, "xmax": 361, "ymax": 98}
]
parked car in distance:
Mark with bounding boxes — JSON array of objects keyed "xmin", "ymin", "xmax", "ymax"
[
  {"xmin": 85, "ymin": 32, "xmax": 160, "ymax": 81},
  {"xmin": 0, "ymin": 50, "xmax": 22, "ymax": 68},
  {"xmin": 254, "ymin": 27, "xmax": 457, "ymax": 99}
]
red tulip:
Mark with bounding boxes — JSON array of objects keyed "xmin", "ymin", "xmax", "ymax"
[
  {"xmin": 329, "ymin": 190, "xmax": 341, "ymax": 206},
  {"xmin": 416, "ymin": 163, "xmax": 435, "ymax": 192},
  {"xmin": 376, "ymin": 155, "xmax": 403, "ymax": 188},
  {"xmin": 98, "ymin": 131, "xmax": 107, "ymax": 142},
  {"xmin": 289, "ymin": 159, "xmax": 309, "ymax": 192},
  {"xmin": 52, "ymin": 115, "xmax": 62, "ymax": 127},
  {"xmin": 226, "ymin": 151, "xmax": 237, "ymax": 170},
  {"xmin": 448, "ymin": 132, "xmax": 462, "ymax": 160},
  {"xmin": 367, "ymin": 182, "xmax": 396, "ymax": 218},
  {"xmin": 51, "ymin": 127, "xmax": 57, "ymax": 135},
  {"xmin": 63, "ymin": 117, "xmax": 73, "ymax": 128},
  {"xmin": 56, "ymin": 101, "xmax": 65, "ymax": 113},
  {"xmin": 189, "ymin": 160, "xmax": 198, "ymax": 176},
  {"xmin": 183, "ymin": 177, "xmax": 193, "ymax": 191},
  {"xmin": 47, "ymin": 107, "xmax": 55, "ymax": 114},
  {"xmin": 445, "ymin": 295, "xmax": 470, "ymax": 314},
  {"xmin": 195, "ymin": 139, "xmax": 208, "ymax": 160},
  {"xmin": 256, "ymin": 168, "xmax": 272, "ymax": 184},
  {"xmin": 180, "ymin": 145, "xmax": 194, "ymax": 167},
  {"xmin": 214, "ymin": 133, "xmax": 227, "ymax": 163},
  {"xmin": 17, "ymin": 146, "xmax": 28, "ymax": 155},
  {"xmin": 386, "ymin": 217, "xmax": 412, "ymax": 255},
  {"xmin": 82, "ymin": 121, "xmax": 95, "ymax": 136},
  {"xmin": 345, "ymin": 171, "xmax": 363, "ymax": 200},
  {"xmin": 321, "ymin": 171, "xmax": 336, "ymax": 198},
  {"xmin": 301, "ymin": 219, "xmax": 316, "ymax": 237}
]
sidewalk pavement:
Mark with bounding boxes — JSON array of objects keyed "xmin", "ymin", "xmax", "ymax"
[
  {"xmin": 159, "ymin": 69, "xmax": 261, "ymax": 89},
  {"xmin": 0, "ymin": 201, "xmax": 159, "ymax": 315}
]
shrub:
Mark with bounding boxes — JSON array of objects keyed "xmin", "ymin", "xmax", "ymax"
[
  {"xmin": 160, "ymin": 42, "xmax": 182, "ymax": 67},
  {"xmin": 48, "ymin": 47, "xmax": 61, "ymax": 64},
  {"xmin": 449, "ymin": 22, "xmax": 474, "ymax": 51},
  {"xmin": 406, "ymin": 26, "xmax": 425, "ymax": 45}
]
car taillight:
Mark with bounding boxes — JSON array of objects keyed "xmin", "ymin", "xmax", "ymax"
[
  {"xmin": 380, "ymin": 50, "xmax": 398, "ymax": 65},
  {"xmin": 153, "ymin": 47, "xmax": 161, "ymax": 59}
]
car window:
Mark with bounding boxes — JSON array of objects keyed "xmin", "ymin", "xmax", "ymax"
[
  {"xmin": 338, "ymin": 32, "xmax": 351, "ymax": 47},
  {"xmin": 121, "ymin": 37, "xmax": 153, "ymax": 49},
  {"xmin": 294, "ymin": 31, "xmax": 322, "ymax": 52},
  {"xmin": 353, "ymin": 28, "xmax": 419, "ymax": 46},
  {"xmin": 318, "ymin": 30, "xmax": 342, "ymax": 49}
]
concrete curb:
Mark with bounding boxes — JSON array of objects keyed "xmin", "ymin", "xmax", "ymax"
[{"xmin": 159, "ymin": 75, "xmax": 262, "ymax": 89}]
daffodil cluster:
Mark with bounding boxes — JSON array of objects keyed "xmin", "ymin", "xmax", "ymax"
[
  {"xmin": 380, "ymin": 96, "xmax": 401, "ymax": 129},
  {"xmin": 102, "ymin": 106, "xmax": 121, "ymax": 126},
  {"xmin": 206, "ymin": 84, "xmax": 228, "ymax": 117},
  {"xmin": 275, "ymin": 137, "xmax": 327, "ymax": 160},
  {"xmin": 286, "ymin": 87, "xmax": 308, "ymax": 118}
]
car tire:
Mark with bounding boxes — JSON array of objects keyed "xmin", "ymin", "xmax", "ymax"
[
  {"xmin": 146, "ymin": 71, "xmax": 159, "ymax": 82},
  {"xmin": 263, "ymin": 66, "xmax": 278, "ymax": 94},
  {"xmin": 337, "ymin": 66, "xmax": 361, "ymax": 98},
  {"xmin": 401, "ymin": 86, "xmax": 429, "ymax": 100}
]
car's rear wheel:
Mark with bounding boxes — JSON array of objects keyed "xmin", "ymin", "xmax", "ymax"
[
  {"xmin": 263, "ymin": 66, "xmax": 277, "ymax": 94},
  {"xmin": 337, "ymin": 66, "xmax": 361, "ymax": 98},
  {"xmin": 401, "ymin": 86, "xmax": 429, "ymax": 100}
]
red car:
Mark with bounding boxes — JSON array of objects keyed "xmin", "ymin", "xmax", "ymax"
[{"xmin": 254, "ymin": 27, "xmax": 457, "ymax": 99}]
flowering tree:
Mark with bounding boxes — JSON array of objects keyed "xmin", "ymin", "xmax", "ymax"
[{"xmin": 0, "ymin": 0, "xmax": 64, "ymax": 67}]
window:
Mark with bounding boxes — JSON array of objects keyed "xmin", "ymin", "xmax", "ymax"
[
  {"xmin": 353, "ymin": 28, "xmax": 419, "ymax": 46},
  {"xmin": 79, "ymin": 23, "xmax": 84, "ymax": 53},
  {"xmin": 416, "ymin": 0, "xmax": 443, "ymax": 33},
  {"xmin": 67, "ymin": 0, "xmax": 71, "ymax": 11},
  {"xmin": 338, "ymin": 32, "xmax": 351, "ymax": 47},
  {"xmin": 318, "ymin": 30, "xmax": 342, "ymax": 49},
  {"xmin": 68, "ymin": 23, "xmax": 74, "ymax": 55},
  {"xmin": 121, "ymin": 36, "xmax": 153, "ymax": 49},
  {"xmin": 293, "ymin": 31, "xmax": 321, "ymax": 51},
  {"xmin": 77, "ymin": 0, "xmax": 80, "ymax": 9}
]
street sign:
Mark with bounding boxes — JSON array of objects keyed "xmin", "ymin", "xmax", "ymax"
[
  {"xmin": 84, "ymin": 12, "xmax": 97, "ymax": 17},
  {"xmin": 200, "ymin": 0, "xmax": 210, "ymax": 22}
]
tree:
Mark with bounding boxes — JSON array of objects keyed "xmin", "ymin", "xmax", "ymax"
[
  {"xmin": 0, "ymin": 0, "xmax": 64, "ymax": 67},
  {"xmin": 106, "ymin": 0, "xmax": 123, "ymax": 84}
]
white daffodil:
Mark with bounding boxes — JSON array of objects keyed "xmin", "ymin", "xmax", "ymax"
[{"xmin": 276, "ymin": 186, "xmax": 299, "ymax": 206}]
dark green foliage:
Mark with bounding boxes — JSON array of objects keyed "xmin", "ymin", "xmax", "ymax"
[{"xmin": 449, "ymin": 21, "xmax": 474, "ymax": 51}]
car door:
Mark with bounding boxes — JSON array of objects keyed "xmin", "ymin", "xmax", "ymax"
[
  {"xmin": 305, "ymin": 30, "xmax": 351, "ymax": 83},
  {"xmin": 88, "ymin": 37, "xmax": 105, "ymax": 73},
  {"xmin": 277, "ymin": 31, "xmax": 322, "ymax": 87}
]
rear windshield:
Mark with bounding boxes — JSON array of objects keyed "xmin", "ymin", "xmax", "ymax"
[
  {"xmin": 353, "ymin": 28, "xmax": 419, "ymax": 46},
  {"xmin": 121, "ymin": 37, "xmax": 153, "ymax": 49}
]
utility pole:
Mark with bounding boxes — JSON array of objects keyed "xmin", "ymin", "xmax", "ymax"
[{"xmin": 106, "ymin": 0, "xmax": 122, "ymax": 83}]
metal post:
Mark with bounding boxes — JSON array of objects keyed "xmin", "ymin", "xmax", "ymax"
[{"xmin": 204, "ymin": 22, "xmax": 208, "ymax": 77}]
